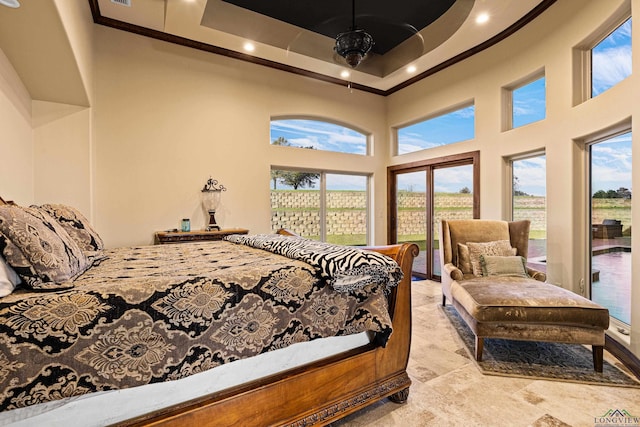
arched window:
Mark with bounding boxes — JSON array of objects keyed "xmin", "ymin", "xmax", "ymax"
[{"xmin": 270, "ymin": 118, "xmax": 368, "ymax": 155}]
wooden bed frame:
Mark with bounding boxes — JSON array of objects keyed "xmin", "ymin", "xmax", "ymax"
[{"xmin": 117, "ymin": 239, "xmax": 419, "ymax": 427}]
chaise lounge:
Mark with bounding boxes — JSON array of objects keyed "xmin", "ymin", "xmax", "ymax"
[{"xmin": 439, "ymin": 219, "xmax": 610, "ymax": 372}]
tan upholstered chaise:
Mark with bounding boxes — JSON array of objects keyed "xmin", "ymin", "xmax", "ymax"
[{"xmin": 439, "ymin": 219, "xmax": 610, "ymax": 372}]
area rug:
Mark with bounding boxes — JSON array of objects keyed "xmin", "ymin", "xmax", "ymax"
[{"xmin": 441, "ymin": 305, "xmax": 640, "ymax": 388}]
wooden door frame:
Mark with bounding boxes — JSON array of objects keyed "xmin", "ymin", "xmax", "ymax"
[{"xmin": 387, "ymin": 151, "xmax": 480, "ymax": 279}]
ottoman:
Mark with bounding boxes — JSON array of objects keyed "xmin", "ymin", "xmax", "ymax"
[{"xmin": 450, "ymin": 276, "xmax": 610, "ymax": 371}]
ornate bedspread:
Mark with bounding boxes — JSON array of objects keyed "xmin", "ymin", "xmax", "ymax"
[{"xmin": 0, "ymin": 241, "xmax": 394, "ymax": 411}]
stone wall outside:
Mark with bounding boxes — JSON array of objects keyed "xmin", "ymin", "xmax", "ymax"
[{"xmin": 271, "ymin": 191, "xmax": 629, "ymax": 236}]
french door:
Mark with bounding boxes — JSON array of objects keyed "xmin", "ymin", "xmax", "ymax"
[{"xmin": 388, "ymin": 152, "xmax": 479, "ymax": 280}]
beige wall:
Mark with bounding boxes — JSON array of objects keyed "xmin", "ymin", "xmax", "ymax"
[
  {"xmin": 33, "ymin": 101, "xmax": 92, "ymax": 216},
  {"xmin": 0, "ymin": 0, "xmax": 94, "ymax": 215},
  {"xmin": 388, "ymin": 0, "xmax": 639, "ymax": 354},
  {"xmin": 53, "ymin": 0, "xmax": 94, "ymax": 105},
  {"xmin": 92, "ymin": 26, "xmax": 387, "ymax": 248},
  {"xmin": 0, "ymin": 47, "xmax": 32, "ymax": 204}
]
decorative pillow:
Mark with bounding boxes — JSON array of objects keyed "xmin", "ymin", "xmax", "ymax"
[
  {"xmin": 37, "ymin": 204, "xmax": 104, "ymax": 252},
  {"xmin": 457, "ymin": 243, "xmax": 472, "ymax": 275},
  {"xmin": 467, "ymin": 240, "xmax": 516, "ymax": 277},
  {"xmin": 0, "ymin": 233, "xmax": 39, "ymax": 282},
  {"xmin": 0, "ymin": 255, "xmax": 21, "ymax": 297},
  {"xmin": 480, "ymin": 255, "xmax": 528, "ymax": 278},
  {"xmin": 0, "ymin": 205, "xmax": 90, "ymax": 290}
]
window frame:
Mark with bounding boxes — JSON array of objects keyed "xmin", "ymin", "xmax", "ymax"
[
  {"xmin": 394, "ymin": 100, "xmax": 475, "ymax": 156},
  {"xmin": 387, "ymin": 150, "xmax": 480, "ymax": 279},
  {"xmin": 572, "ymin": 8, "xmax": 631, "ymax": 105},
  {"xmin": 270, "ymin": 116, "xmax": 371, "ymax": 156},
  {"xmin": 501, "ymin": 69, "xmax": 546, "ymax": 131},
  {"xmin": 584, "ymin": 125, "xmax": 632, "ymax": 339},
  {"xmin": 504, "ymin": 149, "xmax": 546, "ymax": 220},
  {"xmin": 270, "ymin": 167, "xmax": 372, "ymax": 245},
  {"xmin": 504, "ymin": 150, "xmax": 547, "ymax": 272}
]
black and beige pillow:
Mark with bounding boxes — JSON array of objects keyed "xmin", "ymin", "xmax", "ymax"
[
  {"xmin": 38, "ymin": 204, "xmax": 104, "ymax": 252},
  {"xmin": 0, "ymin": 205, "xmax": 90, "ymax": 290}
]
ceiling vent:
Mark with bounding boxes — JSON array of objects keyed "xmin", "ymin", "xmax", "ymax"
[{"xmin": 110, "ymin": 0, "xmax": 131, "ymax": 6}]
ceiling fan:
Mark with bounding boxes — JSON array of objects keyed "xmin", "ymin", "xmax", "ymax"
[
  {"xmin": 280, "ymin": 0, "xmax": 460, "ymax": 78},
  {"xmin": 333, "ymin": 0, "xmax": 374, "ymax": 69}
]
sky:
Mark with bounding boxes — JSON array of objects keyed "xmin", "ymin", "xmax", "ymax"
[
  {"xmin": 581, "ymin": 19, "xmax": 632, "ymax": 195},
  {"xmin": 270, "ymin": 18, "xmax": 632, "ymax": 196},
  {"xmin": 592, "ymin": 19, "xmax": 632, "ymax": 97},
  {"xmin": 270, "ymin": 119, "xmax": 368, "ymax": 190},
  {"xmin": 513, "ymin": 155, "xmax": 546, "ymax": 197},
  {"xmin": 270, "ymin": 119, "xmax": 366, "ymax": 155},
  {"xmin": 591, "ymin": 132, "xmax": 632, "ymax": 193},
  {"xmin": 512, "ymin": 77, "xmax": 545, "ymax": 128},
  {"xmin": 397, "ymin": 105, "xmax": 475, "ymax": 155}
]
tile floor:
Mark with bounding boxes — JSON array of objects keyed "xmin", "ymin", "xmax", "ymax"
[{"xmin": 331, "ymin": 281, "xmax": 640, "ymax": 427}]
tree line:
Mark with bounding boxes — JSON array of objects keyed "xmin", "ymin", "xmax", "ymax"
[{"xmin": 593, "ymin": 187, "xmax": 632, "ymax": 199}]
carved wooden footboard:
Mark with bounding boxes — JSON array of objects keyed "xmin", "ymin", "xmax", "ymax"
[{"xmin": 116, "ymin": 241, "xmax": 419, "ymax": 427}]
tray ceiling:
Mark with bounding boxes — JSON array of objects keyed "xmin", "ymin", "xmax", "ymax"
[{"xmin": 91, "ymin": 0, "xmax": 554, "ymax": 95}]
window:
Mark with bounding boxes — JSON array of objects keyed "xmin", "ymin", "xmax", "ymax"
[
  {"xmin": 271, "ymin": 169, "xmax": 369, "ymax": 245},
  {"xmin": 591, "ymin": 18, "xmax": 632, "ymax": 97},
  {"xmin": 504, "ymin": 73, "xmax": 546, "ymax": 130},
  {"xmin": 509, "ymin": 153, "xmax": 546, "ymax": 265},
  {"xmin": 589, "ymin": 131, "xmax": 631, "ymax": 333},
  {"xmin": 270, "ymin": 119, "xmax": 368, "ymax": 155},
  {"xmin": 396, "ymin": 102, "xmax": 475, "ymax": 155}
]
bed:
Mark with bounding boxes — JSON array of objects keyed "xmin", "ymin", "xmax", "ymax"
[{"xmin": 0, "ymin": 201, "xmax": 418, "ymax": 426}]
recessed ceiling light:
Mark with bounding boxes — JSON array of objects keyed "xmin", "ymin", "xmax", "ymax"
[
  {"xmin": 243, "ymin": 42, "xmax": 255, "ymax": 52},
  {"xmin": 476, "ymin": 12, "xmax": 490, "ymax": 24},
  {"xmin": 0, "ymin": 0, "xmax": 20, "ymax": 8},
  {"xmin": 406, "ymin": 65, "xmax": 417, "ymax": 74},
  {"xmin": 340, "ymin": 70, "xmax": 350, "ymax": 79}
]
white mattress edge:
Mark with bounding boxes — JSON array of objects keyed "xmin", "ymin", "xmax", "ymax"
[{"xmin": 0, "ymin": 332, "xmax": 372, "ymax": 426}]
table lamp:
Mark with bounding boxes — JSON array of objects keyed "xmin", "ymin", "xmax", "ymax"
[{"xmin": 201, "ymin": 177, "xmax": 226, "ymax": 231}]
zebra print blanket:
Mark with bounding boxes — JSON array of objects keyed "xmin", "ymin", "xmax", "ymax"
[{"xmin": 224, "ymin": 234, "xmax": 403, "ymax": 293}]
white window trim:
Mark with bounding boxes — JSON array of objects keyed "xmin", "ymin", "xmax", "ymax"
[
  {"xmin": 572, "ymin": 3, "xmax": 631, "ymax": 105},
  {"xmin": 270, "ymin": 168, "xmax": 372, "ymax": 245},
  {"xmin": 393, "ymin": 99, "xmax": 475, "ymax": 156},
  {"xmin": 501, "ymin": 68, "xmax": 545, "ymax": 132}
]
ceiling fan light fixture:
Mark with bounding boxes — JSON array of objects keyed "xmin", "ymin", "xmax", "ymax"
[{"xmin": 335, "ymin": 29, "xmax": 373, "ymax": 68}]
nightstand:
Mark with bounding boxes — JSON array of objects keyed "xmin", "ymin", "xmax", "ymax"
[{"xmin": 154, "ymin": 228, "xmax": 249, "ymax": 244}]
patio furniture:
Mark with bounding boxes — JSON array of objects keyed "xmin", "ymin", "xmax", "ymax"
[{"xmin": 592, "ymin": 219, "xmax": 623, "ymax": 239}]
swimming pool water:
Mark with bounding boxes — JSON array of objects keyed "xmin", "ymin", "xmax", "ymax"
[{"xmin": 591, "ymin": 250, "xmax": 631, "ymax": 325}]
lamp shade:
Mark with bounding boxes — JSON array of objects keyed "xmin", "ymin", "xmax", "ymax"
[
  {"xmin": 201, "ymin": 177, "xmax": 226, "ymax": 230},
  {"xmin": 202, "ymin": 190, "xmax": 221, "ymax": 212}
]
